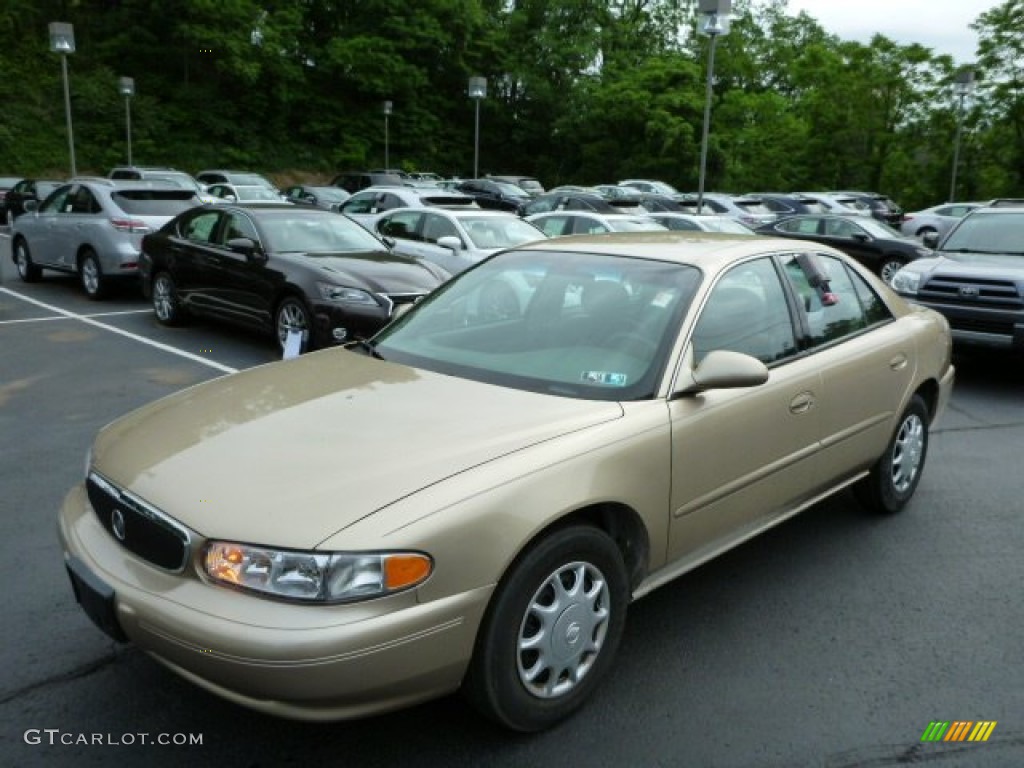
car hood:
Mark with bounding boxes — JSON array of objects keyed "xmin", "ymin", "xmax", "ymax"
[
  {"xmin": 299, "ymin": 250, "xmax": 442, "ymax": 292},
  {"xmin": 928, "ymin": 252, "xmax": 1024, "ymax": 275},
  {"xmin": 91, "ymin": 351, "xmax": 623, "ymax": 548}
]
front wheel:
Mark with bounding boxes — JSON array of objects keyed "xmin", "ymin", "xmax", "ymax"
[
  {"xmin": 14, "ymin": 239, "xmax": 42, "ymax": 282},
  {"xmin": 152, "ymin": 272, "xmax": 188, "ymax": 326},
  {"xmin": 463, "ymin": 525, "xmax": 629, "ymax": 732},
  {"xmin": 79, "ymin": 250, "xmax": 106, "ymax": 300},
  {"xmin": 878, "ymin": 256, "xmax": 906, "ymax": 286},
  {"xmin": 275, "ymin": 295, "xmax": 313, "ymax": 353},
  {"xmin": 855, "ymin": 394, "xmax": 929, "ymax": 514}
]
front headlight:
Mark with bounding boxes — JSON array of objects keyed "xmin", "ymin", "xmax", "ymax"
[
  {"xmin": 316, "ymin": 282, "xmax": 379, "ymax": 306},
  {"xmin": 204, "ymin": 541, "xmax": 433, "ymax": 603},
  {"xmin": 890, "ymin": 269, "xmax": 922, "ymax": 295}
]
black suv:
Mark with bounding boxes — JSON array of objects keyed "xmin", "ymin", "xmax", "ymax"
[
  {"xmin": 331, "ymin": 171, "xmax": 405, "ymax": 194},
  {"xmin": 833, "ymin": 191, "xmax": 904, "ymax": 226},
  {"xmin": 891, "ymin": 199, "xmax": 1024, "ymax": 350}
]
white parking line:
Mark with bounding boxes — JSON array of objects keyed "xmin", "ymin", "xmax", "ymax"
[
  {"xmin": 0, "ymin": 287, "xmax": 238, "ymax": 374},
  {"xmin": 0, "ymin": 308, "xmax": 152, "ymax": 325}
]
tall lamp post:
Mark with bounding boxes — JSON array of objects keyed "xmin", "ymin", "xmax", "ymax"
[
  {"xmin": 949, "ymin": 67, "xmax": 976, "ymax": 203},
  {"xmin": 49, "ymin": 22, "xmax": 77, "ymax": 177},
  {"xmin": 119, "ymin": 77, "xmax": 135, "ymax": 166},
  {"xmin": 382, "ymin": 100, "xmax": 393, "ymax": 170},
  {"xmin": 696, "ymin": 0, "xmax": 731, "ymax": 212},
  {"xmin": 468, "ymin": 76, "xmax": 487, "ymax": 179}
]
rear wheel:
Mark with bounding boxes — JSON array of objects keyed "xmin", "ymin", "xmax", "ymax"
[
  {"xmin": 463, "ymin": 525, "xmax": 629, "ymax": 732},
  {"xmin": 79, "ymin": 250, "xmax": 106, "ymax": 300},
  {"xmin": 14, "ymin": 238, "xmax": 41, "ymax": 282},
  {"xmin": 855, "ymin": 394, "xmax": 929, "ymax": 514},
  {"xmin": 915, "ymin": 226, "xmax": 937, "ymax": 239}
]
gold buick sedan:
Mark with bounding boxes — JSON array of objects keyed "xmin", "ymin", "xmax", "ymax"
[{"xmin": 59, "ymin": 232, "xmax": 954, "ymax": 731}]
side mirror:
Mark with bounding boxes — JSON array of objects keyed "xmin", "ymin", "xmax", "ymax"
[
  {"xmin": 851, "ymin": 232, "xmax": 869, "ymax": 242},
  {"xmin": 226, "ymin": 237, "xmax": 264, "ymax": 261},
  {"xmin": 675, "ymin": 350, "xmax": 769, "ymax": 396},
  {"xmin": 436, "ymin": 235, "xmax": 463, "ymax": 251},
  {"xmin": 922, "ymin": 231, "xmax": 940, "ymax": 249}
]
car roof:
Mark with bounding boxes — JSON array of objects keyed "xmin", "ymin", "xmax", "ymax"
[{"xmin": 383, "ymin": 207, "xmax": 517, "ymax": 219}]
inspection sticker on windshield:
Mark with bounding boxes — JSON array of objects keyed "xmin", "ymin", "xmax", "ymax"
[{"xmin": 581, "ymin": 371, "xmax": 628, "ymax": 386}]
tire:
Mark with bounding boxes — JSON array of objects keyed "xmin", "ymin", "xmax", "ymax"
[
  {"xmin": 152, "ymin": 271, "xmax": 188, "ymax": 326},
  {"xmin": 13, "ymin": 238, "xmax": 42, "ymax": 282},
  {"xmin": 79, "ymin": 250, "xmax": 106, "ymax": 300},
  {"xmin": 463, "ymin": 525, "xmax": 629, "ymax": 732},
  {"xmin": 915, "ymin": 226, "xmax": 937, "ymax": 239},
  {"xmin": 878, "ymin": 256, "xmax": 906, "ymax": 286},
  {"xmin": 855, "ymin": 394, "xmax": 929, "ymax": 514},
  {"xmin": 274, "ymin": 295, "xmax": 313, "ymax": 353}
]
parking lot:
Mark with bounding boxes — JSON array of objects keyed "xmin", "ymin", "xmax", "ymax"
[{"xmin": 1, "ymin": 230, "xmax": 1023, "ymax": 767}]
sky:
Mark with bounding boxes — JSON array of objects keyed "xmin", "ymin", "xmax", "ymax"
[{"xmin": 786, "ymin": 0, "xmax": 1002, "ymax": 64}]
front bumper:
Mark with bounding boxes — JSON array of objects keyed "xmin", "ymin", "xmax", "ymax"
[
  {"xmin": 902, "ymin": 296, "xmax": 1024, "ymax": 350},
  {"xmin": 58, "ymin": 483, "xmax": 492, "ymax": 721}
]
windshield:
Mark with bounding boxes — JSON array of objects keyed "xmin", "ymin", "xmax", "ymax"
[
  {"xmin": 493, "ymin": 181, "xmax": 530, "ymax": 196},
  {"xmin": 113, "ymin": 190, "xmax": 198, "ymax": 215},
  {"xmin": 461, "ymin": 216, "xmax": 547, "ymax": 249},
  {"xmin": 373, "ymin": 249, "xmax": 700, "ymax": 400},
  {"xmin": 310, "ymin": 187, "xmax": 350, "ymax": 203},
  {"xmin": 259, "ymin": 212, "xmax": 387, "ymax": 253},
  {"xmin": 235, "ymin": 186, "xmax": 282, "ymax": 201},
  {"xmin": 702, "ymin": 217, "xmax": 755, "ymax": 234},
  {"xmin": 941, "ymin": 211, "xmax": 1024, "ymax": 256}
]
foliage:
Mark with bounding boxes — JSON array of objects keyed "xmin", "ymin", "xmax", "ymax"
[{"xmin": 0, "ymin": 0, "xmax": 1020, "ymax": 210}]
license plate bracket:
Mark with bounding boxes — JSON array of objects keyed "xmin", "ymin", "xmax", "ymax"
[{"xmin": 66, "ymin": 555, "xmax": 128, "ymax": 642}]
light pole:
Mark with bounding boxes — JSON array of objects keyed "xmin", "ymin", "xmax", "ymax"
[
  {"xmin": 696, "ymin": 0, "xmax": 731, "ymax": 212},
  {"xmin": 382, "ymin": 100, "xmax": 393, "ymax": 170},
  {"xmin": 468, "ymin": 76, "xmax": 487, "ymax": 179},
  {"xmin": 49, "ymin": 22, "xmax": 77, "ymax": 177},
  {"xmin": 119, "ymin": 77, "xmax": 135, "ymax": 166},
  {"xmin": 949, "ymin": 67, "xmax": 975, "ymax": 202}
]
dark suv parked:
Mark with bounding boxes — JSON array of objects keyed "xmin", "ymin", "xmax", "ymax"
[
  {"xmin": 891, "ymin": 200, "xmax": 1024, "ymax": 350},
  {"xmin": 832, "ymin": 191, "xmax": 904, "ymax": 226},
  {"xmin": 331, "ymin": 171, "xmax": 405, "ymax": 194}
]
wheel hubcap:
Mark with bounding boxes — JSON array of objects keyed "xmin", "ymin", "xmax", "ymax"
[
  {"xmin": 16, "ymin": 248, "xmax": 28, "ymax": 276},
  {"xmin": 154, "ymin": 277, "xmax": 174, "ymax": 321},
  {"xmin": 82, "ymin": 259, "xmax": 99, "ymax": 294},
  {"xmin": 277, "ymin": 302, "xmax": 308, "ymax": 345},
  {"xmin": 891, "ymin": 413, "xmax": 925, "ymax": 493},
  {"xmin": 881, "ymin": 261, "xmax": 902, "ymax": 285},
  {"xmin": 516, "ymin": 561, "xmax": 610, "ymax": 700}
]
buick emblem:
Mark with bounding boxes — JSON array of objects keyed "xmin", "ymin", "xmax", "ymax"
[
  {"xmin": 959, "ymin": 285, "xmax": 980, "ymax": 297},
  {"xmin": 111, "ymin": 508, "xmax": 126, "ymax": 541}
]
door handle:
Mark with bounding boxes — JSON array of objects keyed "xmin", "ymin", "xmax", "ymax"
[
  {"xmin": 790, "ymin": 391, "xmax": 815, "ymax": 415},
  {"xmin": 889, "ymin": 354, "xmax": 908, "ymax": 371}
]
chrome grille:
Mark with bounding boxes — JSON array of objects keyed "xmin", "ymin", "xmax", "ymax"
[
  {"xmin": 919, "ymin": 275, "xmax": 1023, "ymax": 309},
  {"xmin": 86, "ymin": 472, "xmax": 190, "ymax": 571}
]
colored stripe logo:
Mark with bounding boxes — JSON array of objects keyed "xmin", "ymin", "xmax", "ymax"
[{"xmin": 921, "ymin": 721, "xmax": 997, "ymax": 742}]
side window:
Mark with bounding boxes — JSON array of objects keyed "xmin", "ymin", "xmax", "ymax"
[
  {"xmin": 536, "ymin": 216, "xmax": 569, "ymax": 237},
  {"xmin": 824, "ymin": 218, "xmax": 856, "ymax": 238},
  {"xmin": 422, "ymin": 214, "xmax": 459, "ymax": 244},
  {"xmin": 690, "ymin": 257, "xmax": 797, "ymax": 366},
  {"xmin": 574, "ymin": 217, "xmax": 609, "ymax": 235},
  {"xmin": 341, "ymin": 193, "xmax": 375, "ymax": 214},
  {"xmin": 180, "ymin": 210, "xmax": 220, "ymax": 243},
  {"xmin": 377, "ymin": 193, "xmax": 404, "ymax": 212},
  {"xmin": 41, "ymin": 185, "xmax": 73, "ymax": 214},
  {"xmin": 848, "ymin": 266, "xmax": 893, "ymax": 325},
  {"xmin": 68, "ymin": 187, "xmax": 98, "ymax": 214},
  {"xmin": 781, "ymin": 253, "xmax": 869, "ymax": 346},
  {"xmin": 220, "ymin": 212, "xmax": 259, "ymax": 245},
  {"xmin": 379, "ymin": 211, "xmax": 423, "ymax": 240}
]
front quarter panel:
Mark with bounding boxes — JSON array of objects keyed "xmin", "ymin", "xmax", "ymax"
[{"xmin": 317, "ymin": 400, "xmax": 673, "ymax": 603}]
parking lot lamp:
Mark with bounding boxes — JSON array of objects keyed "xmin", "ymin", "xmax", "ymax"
[
  {"xmin": 468, "ymin": 76, "xmax": 487, "ymax": 178},
  {"xmin": 696, "ymin": 0, "xmax": 731, "ymax": 213},
  {"xmin": 49, "ymin": 22, "xmax": 77, "ymax": 177},
  {"xmin": 949, "ymin": 67, "xmax": 976, "ymax": 202},
  {"xmin": 383, "ymin": 100, "xmax": 393, "ymax": 170},
  {"xmin": 119, "ymin": 77, "xmax": 135, "ymax": 166}
]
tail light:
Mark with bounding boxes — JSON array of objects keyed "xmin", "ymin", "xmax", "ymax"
[{"xmin": 110, "ymin": 218, "xmax": 149, "ymax": 233}]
